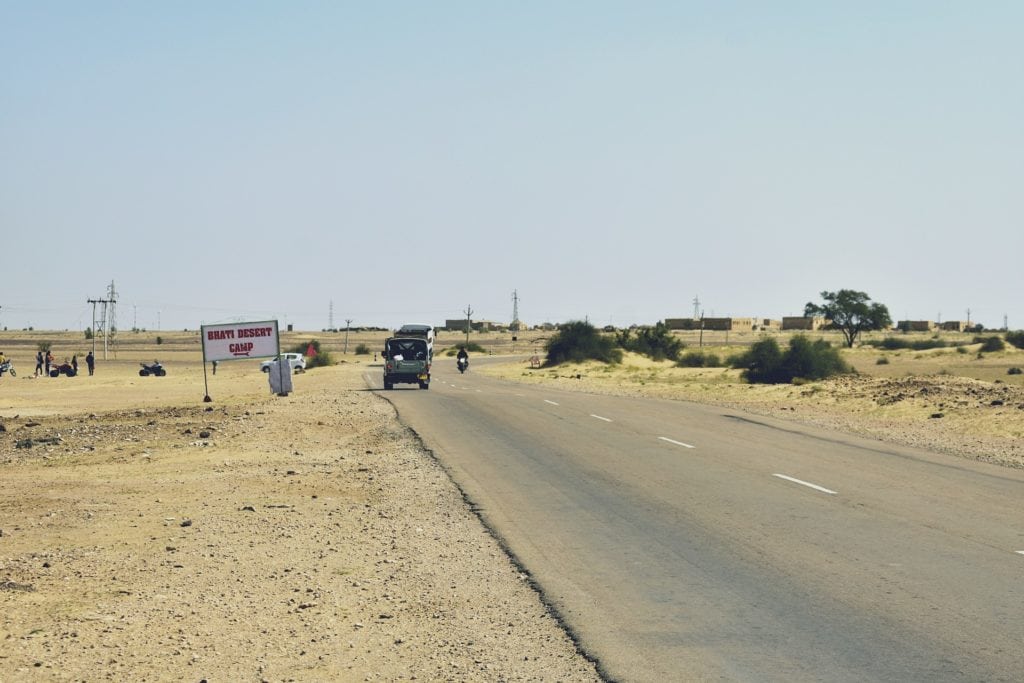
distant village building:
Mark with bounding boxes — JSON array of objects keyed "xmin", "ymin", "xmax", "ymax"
[
  {"xmin": 761, "ymin": 319, "xmax": 782, "ymax": 331},
  {"xmin": 781, "ymin": 316, "xmax": 826, "ymax": 331},
  {"xmin": 665, "ymin": 317, "xmax": 757, "ymax": 331},
  {"xmin": 939, "ymin": 321, "xmax": 969, "ymax": 332},
  {"xmin": 897, "ymin": 320, "xmax": 936, "ymax": 332}
]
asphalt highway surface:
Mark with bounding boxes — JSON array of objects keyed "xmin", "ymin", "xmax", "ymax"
[{"xmin": 368, "ymin": 357, "xmax": 1024, "ymax": 682}]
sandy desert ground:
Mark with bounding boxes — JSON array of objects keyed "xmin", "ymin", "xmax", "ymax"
[
  {"xmin": 2, "ymin": 328, "xmax": 1022, "ymax": 681},
  {"xmin": 0, "ymin": 334, "xmax": 601, "ymax": 682}
]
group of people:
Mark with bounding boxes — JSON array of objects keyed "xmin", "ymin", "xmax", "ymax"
[{"xmin": 29, "ymin": 349, "xmax": 95, "ymax": 377}]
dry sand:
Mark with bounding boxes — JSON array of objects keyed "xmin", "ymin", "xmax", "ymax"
[{"xmin": 1, "ymin": 350, "xmax": 601, "ymax": 682}]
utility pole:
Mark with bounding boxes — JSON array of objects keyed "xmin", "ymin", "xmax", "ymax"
[
  {"xmin": 329, "ymin": 300, "xmax": 335, "ymax": 332},
  {"xmin": 692, "ymin": 296, "xmax": 701, "ymax": 320},
  {"xmin": 344, "ymin": 318, "xmax": 352, "ymax": 353},
  {"xmin": 464, "ymin": 305, "xmax": 473, "ymax": 347}
]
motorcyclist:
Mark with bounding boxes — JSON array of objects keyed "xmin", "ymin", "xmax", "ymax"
[{"xmin": 456, "ymin": 346, "xmax": 469, "ymax": 369}]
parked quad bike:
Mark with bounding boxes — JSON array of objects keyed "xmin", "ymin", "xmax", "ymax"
[
  {"xmin": 139, "ymin": 361, "xmax": 167, "ymax": 377},
  {"xmin": 0, "ymin": 360, "xmax": 15, "ymax": 377},
  {"xmin": 49, "ymin": 363, "xmax": 76, "ymax": 377}
]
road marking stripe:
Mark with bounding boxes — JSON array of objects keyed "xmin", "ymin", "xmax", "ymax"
[
  {"xmin": 772, "ymin": 473, "xmax": 837, "ymax": 495},
  {"xmin": 1016, "ymin": 551, "xmax": 1024, "ymax": 556},
  {"xmin": 659, "ymin": 436, "xmax": 695, "ymax": 449},
  {"xmin": 544, "ymin": 400, "xmax": 559, "ymax": 406},
  {"xmin": 590, "ymin": 414, "xmax": 612, "ymax": 422}
]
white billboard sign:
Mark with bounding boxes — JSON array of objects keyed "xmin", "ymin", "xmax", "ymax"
[{"xmin": 201, "ymin": 320, "xmax": 279, "ymax": 362}]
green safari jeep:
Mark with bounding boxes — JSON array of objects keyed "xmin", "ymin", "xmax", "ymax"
[{"xmin": 382, "ymin": 337, "xmax": 431, "ymax": 390}]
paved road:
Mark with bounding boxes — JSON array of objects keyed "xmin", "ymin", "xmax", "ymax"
[{"xmin": 368, "ymin": 358, "xmax": 1024, "ymax": 682}]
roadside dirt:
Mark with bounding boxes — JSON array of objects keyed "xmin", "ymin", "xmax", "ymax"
[{"xmin": 0, "ymin": 361, "xmax": 601, "ymax": 682}]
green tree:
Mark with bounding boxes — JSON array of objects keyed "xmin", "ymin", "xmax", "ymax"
[{"xmin": 804, "ymin": 290, "xmax": 892, "ymax": 348}]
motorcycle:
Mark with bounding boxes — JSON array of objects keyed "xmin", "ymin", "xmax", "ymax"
[
  {"xmin": 457, "ymin": 356, "xmax": 468, "ymax": 374},
  {"xmin": 0, "ymin": 360, "xmax": 14, "ymax": 377},
  {"xmin": 139, "ymin": 361, "xmax": 167, "ymax": 377}
]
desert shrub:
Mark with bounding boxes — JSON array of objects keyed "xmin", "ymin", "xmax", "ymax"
[
  {"xmin": 292, "ymin": 340, "xmax": 333, "ymax": 368},
  {"xmin": 956, "ymin": 346, "xmax": 968, "ymax": 354},
  {"xmin": 731, "ymin": 338, "xmax": 785, "ymax": 383},
  {"xmin": 1007, "ymin": 367, "xmax": 1022, "ymax": 375},
  {"xmin": 37, "ymin": 341, "xmax": 52, "ymax": 352},
  {"xmin": 445, "ymin": 341, "xmax": 486, "ymax": 356},
  {"xmin": 974, "ymin": 336, "xmax": 1005, "ymax": 352},
  {"xmin": 677, "ymin": 350, "xmax": 723, "ymax": 368},
  {"xmin": 1006, "ymin": 330, "xmax": 1024, "ymax": 349},
  {"xmin": 84, "ymin": 327, "xmax": 94, "ymax": 339},
  {"xmin": 354, "ymin": 343, "xmax": 371, "ymax": 355},
  {"xmin": 732, "ymin": 335, "xmax": 850, "ymax": 384},
  {"xmin": 156, "ymin": 336, "xmax": 163, "ymax": 345},
  {"xmin": 616, "ymin": 322, "xmax": 684, "ymax": 361},
  {"xmin": 545, "ymin": 320, "xmax": 622, "ymax": 366},
  {"xmin": 779, "ymin": 336, "xmax": 850, "ymax": 382},
  {"xmin": 865, "ymin": 337, "xmax": 949, "ymax": 351},
  {"xmin": 876, "ymin": 357, "xmax": 889, "ymax": 365}
]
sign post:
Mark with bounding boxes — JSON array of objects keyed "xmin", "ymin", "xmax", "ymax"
[{"xmin": 200, "ymin": 320, "xmax": 281, "ymax": 402}]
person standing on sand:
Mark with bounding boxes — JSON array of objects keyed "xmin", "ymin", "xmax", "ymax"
[
  {"xmin": 35, "ymin": 350, "xmax": 43, "ymax": 377},
  {"xmin": 45, "ymin": 350, "xmax": 52, "ymax": 376},
  {"xmin": 86, "ymin": 351, "xmax": 95, "ymax": 376},
  {"xmin": 71, "ymin": 355, "xmax": 78, "ymax": 375}
]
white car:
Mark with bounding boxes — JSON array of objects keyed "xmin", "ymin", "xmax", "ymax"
[{"xmin": 261, "ymin": 352, "xmax": 306, "ymax": 373}]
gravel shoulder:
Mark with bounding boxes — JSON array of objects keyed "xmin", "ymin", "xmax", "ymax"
[{"xmin": 0, "ymin": 362, "xmax": 601, "ymax": 682}]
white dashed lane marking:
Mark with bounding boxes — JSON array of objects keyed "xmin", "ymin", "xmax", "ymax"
[
  {"xmin": 544, "ymin": 400, "xmax": 559, "ymax": 406},
  {"xmin": 658, "ymin": 436, "xmax": 695, "ymax": 449},
  {"xmin": 772, "ymin": 473, "xmax": 837, "ymax": 495},
  {"xmin": 590, "ymin": 414, "xmax": 612, "ymax": 422}
]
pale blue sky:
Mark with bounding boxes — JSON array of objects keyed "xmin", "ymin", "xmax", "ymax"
[{"xmin": 2, "ymin": 2, "xmax": 1021, "ymax": 331}]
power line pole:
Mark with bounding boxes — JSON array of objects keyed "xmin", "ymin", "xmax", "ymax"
[
  {"xmin": 344, "ymin": 319, "xmax": 352, "ymax": 353},
  {"xmin": 329, "ymin": 300, "xmax": 335, "ymax": 332},
  {"xmin": 86, "ymin": 295, "xmax": 115, "ymax": 359},
  {"xmin": 84, "ymin": 283, "xmax": 118, "ymax": 359},
  {"xmin": 464, "ymin": 305, "xmax": 473, "ymax": 347},
  {"xmin": 511, "ymin": 290, "xmax": 520, "ymax": 327}
]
